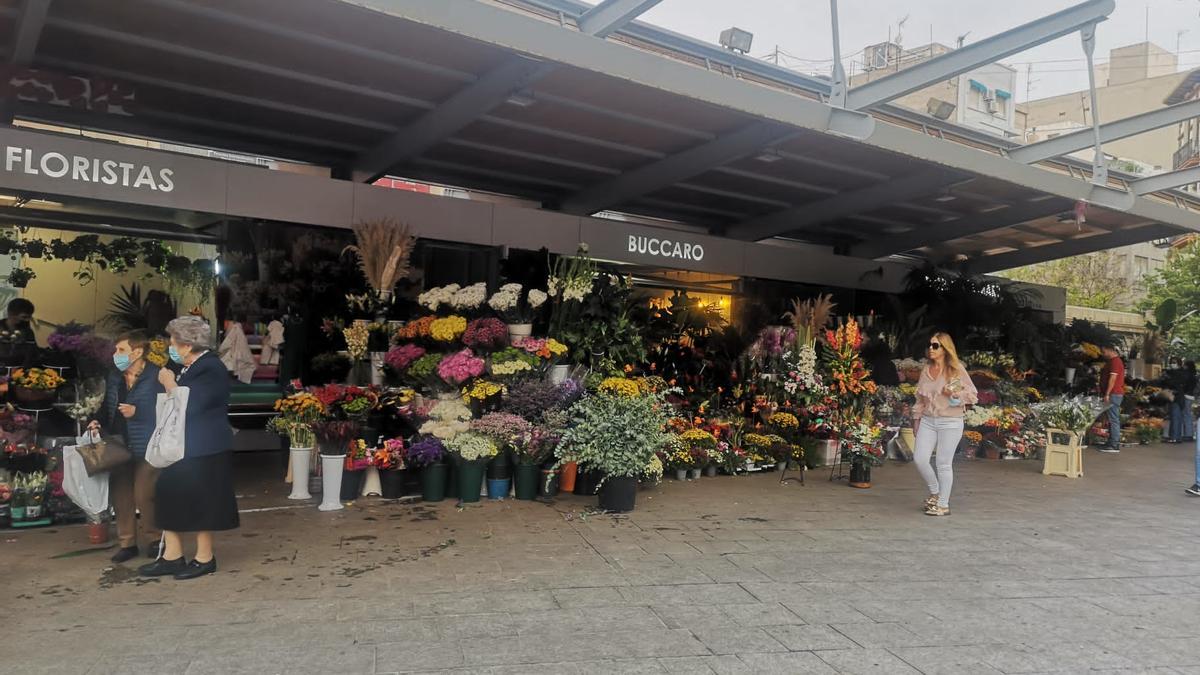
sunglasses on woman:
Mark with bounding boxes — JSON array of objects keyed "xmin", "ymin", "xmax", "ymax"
[{"xmin": 928, "ymin": 342, "xmax": 942, "ymax": 350}]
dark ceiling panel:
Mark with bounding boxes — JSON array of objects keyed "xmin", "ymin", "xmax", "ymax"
[{"xmin": 454, "ymin": 119, "xmax": 649, "ymax": 173}]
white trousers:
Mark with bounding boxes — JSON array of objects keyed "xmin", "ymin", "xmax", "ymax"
[{"xmin": 914, "ymin": 416, "xmax": 964, "ymax": 508}]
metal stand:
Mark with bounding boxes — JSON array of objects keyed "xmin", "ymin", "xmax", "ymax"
[{"xmin": 778, "ymin": 461, "xmax": 805, "ymax": 486}]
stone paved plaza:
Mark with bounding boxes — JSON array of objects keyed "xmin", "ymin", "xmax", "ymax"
[{"xmin": 8, "ymin": 444, "xmax": 1200, "ymax": 675}]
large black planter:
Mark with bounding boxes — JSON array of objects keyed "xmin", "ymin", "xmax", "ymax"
[
  {"xmin": 340, "ymin": 469, "xmax": 365, "ymax": 500},
  {"xmin": 421, "ymin": 463, "xmax": 447, "ymax": 502},
  {"xmin": 574, "ymin": 469, "xmax": 602, "ymax": 496},
  {"xmin": 848, "ymin": 459, "xmax": 872, "ymax": 489},
  {"xmin": 514, "ymin": 463, "xmax": 539, "ymax": 500},
  {"xmin": 379, "ymin": 469, "xmax": 404, "ymax": 499},
  {"xmin": 598, "ymin": 476, "xmax": 637, "ymax": 512}
]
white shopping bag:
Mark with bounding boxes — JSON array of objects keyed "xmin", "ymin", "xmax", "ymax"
[
  {"xmin": 146, "ymin": 386, "xmax": 189, "ymax": 469},
  {"xmin": 61, "ymin": 444, "xmax": 109, "ymax": 516}
]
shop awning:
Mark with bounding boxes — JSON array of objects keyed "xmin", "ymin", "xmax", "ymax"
[{"xmin": 0, "ymin": 0, "xmax": 1197, "ymax": 272}]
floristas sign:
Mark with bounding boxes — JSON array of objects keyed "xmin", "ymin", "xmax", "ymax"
[{"xmin": 4, "ymin": 145, "xmax": 174, "ymax": 192}]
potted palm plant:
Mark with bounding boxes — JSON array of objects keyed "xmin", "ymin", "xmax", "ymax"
[{"xmin": 555, "ymin": 377, "xmax": 672, "ymax": 512}]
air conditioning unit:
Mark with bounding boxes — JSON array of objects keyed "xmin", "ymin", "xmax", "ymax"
[
  {"xmin": 863, "ymin": 42, "xmax": 901, "ymax": 71},
  {"xmin": 984, "ymin": 96, "xmax": 999, "ymax": 114}
]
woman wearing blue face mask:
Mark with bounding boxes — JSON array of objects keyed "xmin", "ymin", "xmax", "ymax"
[
  {"xmin": 138, "ymin": 316, "xmax": 238, "ymax": 581},
  {"xmin": 90, "ymin": 330, "xmax": 165, "ymax": 563}
]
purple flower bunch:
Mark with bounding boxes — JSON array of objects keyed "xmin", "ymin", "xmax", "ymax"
[
  {"xmin": 462, "ymin": 317, "xmax": 508, "ymax": 352},
  {"xmin": 437, "ymin": 349, "xmax": 485, "ymax": 385},
  {"xmin": 556, "ymin": 378, "xmax": 585, "ymax": 409},
  {"xmin": 500, "ymin": 379, "xmax": 562, "ymax": 421},
  {"xmin": 385, "ymin": 343, "xmax": 426, "ymax": 371},
  {"xmin": 48, "ymin": 323, "xmax": 114, "ymax": 366},
  {"xmin": 406, "ymin": 437, "xmax": 446, "ymax": 467}
]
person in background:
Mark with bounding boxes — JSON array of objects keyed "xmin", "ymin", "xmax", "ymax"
[
  {"xmin": 1, "ymin": 298, "xmax": 38, "ymax": 366},
  {"xmin": 1167, "ymin": 360, "xmax": 1197, "ymax": 444},
  {"xmin": 218, "ymin": 317, "xmax": 255, "ymax": 384},
  {"xmin": 138, "ymin": 316, "xmax": 238, "ymax": 580},
  {"xmin": 1097, "ymin": 345, "xmax": 1126, "ymax": 454},
  {"xmin": 862, "ymin": 332, "xmax": 900, "ymax": 387},
  {"xmin": 911, "ymin": 332, "xmax": 978, "ymax": 517},
  {"xmin": 1188, "ymin": 438, "xmax": 1200, "ymax": 496},
  {"xmin": 92, "ymin": 331, "xmax": 165, "ymax": 563}
]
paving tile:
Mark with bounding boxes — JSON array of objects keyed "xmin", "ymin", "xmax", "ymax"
[
  {"xmin": 733, "ymin": 651, "xmax": 839, "ymax": 674},
  {"xmin": 182, "ymin": 646, "xmax": 374, "ymax": 675},
  {"xmin": 687, "ymin": 627, "xmax": 788, "ymax": 655},
  {"xmin": 888, "ymin": 645, "xmax": 1008, "ymax": 675},
  {"xmin": 375, "ymin": 640, "xmax": 467, "ymax": 672},
  {"xmin": 762, "ymin": 625, "xmax": 859, "ymax": 651},
  {"xmin": 87, "ymin": 654, "xmax": 193, "ymax": 675},
  {"xmin": 814, "ymin": 648, "xmax": 923, "ymax": 674},
  {"xmin": 617, "ymin": 584, "xmax": 759, "ymax": 606}
]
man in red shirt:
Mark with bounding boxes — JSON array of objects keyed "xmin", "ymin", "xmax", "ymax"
[{"xmin": 1098, "ymin": 345, "xmax": 1125, "ymax": 453}]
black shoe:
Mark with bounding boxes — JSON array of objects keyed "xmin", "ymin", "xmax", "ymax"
[
  {"xmin": 1186, "ymin": 484, "xmax": 1200, "ymax": 497},
  {"xmin": 173, "ymin": 558, "xmax": 217, "ymax": 580},
  {"xmin": 110, "ymin": 546, "xmax": 139, "ymax": 564},
  {"xmin": 137, "ymin": 557, "xmax": 186, "ymax": 577}
]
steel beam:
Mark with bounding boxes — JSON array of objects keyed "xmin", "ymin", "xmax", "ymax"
[
  {"xmin": 1012, "ymin": 100, "xmax": 1200, "ymax": 164},
  {"xmin": 559, "ymin": 121, "xmax": 795, "ymax": 215},
  {"xmin": 844, "ymin": 0, "xmax": 1114, "ymax": 110},
  {"xmin": 10, "ymin": 0, "xmax": 51, "ymax": 64},
  {"xmin": 966, "ymin": 223, "xmax": 1178, "ymax": 273},
  {"xmin": 853, "ymin": 197, "xmax": 1073, "ymax": 259},
  {"xmin": 351, "ymin": 57, "xmax": 556, "ymax": 181},
  {"xmin": 352, "ymin": 0, "xmax": 662, "ymax": 181},
  {"xmin": 1132, "ymin": 167, "xmax": 1200, "ymax": 196},
  {"xmin": 728, "ymin": 169, "xmax": 966, "ymax": 241},
  {"xmin": 578, "ymin": 0, "xmax": 664, "ymax": 38}
]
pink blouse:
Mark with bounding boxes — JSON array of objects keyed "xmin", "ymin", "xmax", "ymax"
[{"xmin": 911, "ymin": 362, "xmax": 978, "ymax": 420}]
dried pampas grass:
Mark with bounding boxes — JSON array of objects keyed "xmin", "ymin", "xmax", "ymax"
[
  {"xmin": 345, "ymin": 219, "xmax": 415, "ymax": 294},
  {"xmin": 784, "ymin": 294, "xmax": 836, "ymax": 345}
]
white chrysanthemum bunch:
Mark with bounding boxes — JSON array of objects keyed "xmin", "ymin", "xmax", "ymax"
[
  {"xmin": 487, "ymin": 283, "xmax": 521, "ymax": 313},
  {"xmin": 451, "ymin": 282, "xmax": 487, "ymax": 311},
  {"xmin": 418, "ymin": 284, "xmax": 460, "ymax": 312}
]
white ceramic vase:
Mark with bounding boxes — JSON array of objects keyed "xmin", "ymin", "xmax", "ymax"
[
  {"xmin": 370, "ymin": 352, "xmax": 386, "ymax": 386},
  {"xmin": 548, "ymin": 364, "xmax": 571, "ymax": 385},
  {"xmin": 318, "ymin": 455, "xmax": 346, "ymax": 511},
  {"xmin": 361, "ymin": 465, "xmax": 382, "ymax": 497},
  {"xmin": 507, "ymin": 323, "xmax": 533, "ymax": 344},
  {"xmin": 288, "ymin": 448, "xmax": 313, "ymax": 500}
]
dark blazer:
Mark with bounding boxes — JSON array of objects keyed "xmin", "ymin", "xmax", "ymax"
[
  {"xmin": 103, "ymin": 363, "xmax": 164, "ymax": 456},
  {"xmin": 174, "ymin": 351, "xmax": 233, "ymax": 457}
]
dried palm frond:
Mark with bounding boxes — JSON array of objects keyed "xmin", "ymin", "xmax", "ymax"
[{"xmin": 344, "ymin": 219, "xmax": 415, "ymax": 294}]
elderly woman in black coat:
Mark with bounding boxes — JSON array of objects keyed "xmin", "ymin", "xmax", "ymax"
[{"xmin": 139, "ymin": 316, "xmax": 238, "ymax": 580}]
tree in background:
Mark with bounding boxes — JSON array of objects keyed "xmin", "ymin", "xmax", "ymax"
[
  {"xmin": 1001, "ymin": 250, "xmax": 1132, "ymax": 311},
  {"xmin": 1142, "ymin": 241, "xmax": 1200, "ymax": 361}
]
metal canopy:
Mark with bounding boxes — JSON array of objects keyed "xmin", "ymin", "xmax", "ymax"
[
  {"xmin": 1132, "ymin": 167, "xmax": 1200, "ymax": 196},
  {"xmin": 0, "ymin": 0, "xmax": 1195, "ymax": 275},
  {"xmin": 967, "ymin": 223, "xmax": 1178, "ymax": 273},
  {"xmin": 844, "ymin": 0, "xmax": 1114, "ymax": 110},
  {"xmin": 1009, "ymin": 99, "xmax": 1200, "ymax": 164}
]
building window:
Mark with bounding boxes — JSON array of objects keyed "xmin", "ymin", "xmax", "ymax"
[
  {"xmin": 967, "ymin": 79, "xmax": 988, "ymax": 111},
  {"xmin": 1135, "ymin": 256, "xmax": 1149, "ymax": 277}
]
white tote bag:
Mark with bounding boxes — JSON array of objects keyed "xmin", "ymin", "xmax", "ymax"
[
  {"xmin": 146, "ymin": 386, "xmax": 189, "ymax": 469},
  {"xmin": 61, "ymin": 443, "xmax": 109, "ymax": 516}
]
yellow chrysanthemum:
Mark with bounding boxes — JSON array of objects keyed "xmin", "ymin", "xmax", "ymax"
[
  {"xmin": 598, "ymin": 377, "xmax": 640, "ymax": 398},
  {"xmin": 430, "ymin": 316, "xmax": 468, "ymax": 342}
]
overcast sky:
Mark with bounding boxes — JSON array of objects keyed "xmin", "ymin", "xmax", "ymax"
[{"xmin": 639, "ymin": 0, "xmax": 1200, "ymax": 101}]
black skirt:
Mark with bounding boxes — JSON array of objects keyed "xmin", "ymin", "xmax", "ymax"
[{"xmin": 155, "ymin": 452, "xmax": 240, "ymax": 532}]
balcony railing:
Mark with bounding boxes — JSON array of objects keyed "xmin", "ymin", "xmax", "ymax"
[{"xmin": 1175, "ymin": 141, "xmax": 1200, "ymax": 170}]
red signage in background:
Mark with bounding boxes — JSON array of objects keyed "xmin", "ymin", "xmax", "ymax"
[
  {"xmin": 0, "ymin": 66, "xmax": 136, "ymax": 115},
  {"xmin": 373, "ymin": 177, "xmax": 432, "ymax": 193}
]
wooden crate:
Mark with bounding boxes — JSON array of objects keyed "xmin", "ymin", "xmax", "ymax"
[{"xmin": 1042, "ymin": 428, "xmax": 1083, "ymax": 478}]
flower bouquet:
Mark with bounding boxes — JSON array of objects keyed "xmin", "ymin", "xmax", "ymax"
[
  {"xmin": 269, "ymin": 391, "xmax": 325, "ymax": 448},
  {"xmin": 489, "ymin": 283, "xmax": 549, "ymax": 326},
  {"xmin": 438, "ymin": 350, "xmax": 485, "ymax": 387},
  {"xmin": 463, "ymin": 317, "xmax": 508, "ymax": 353},
  {"xmin": 418, "ymin": 397, "xmax": 473, "ymax": 441},
  {"xmin": 345, "ymin": 438, "xmax": 372, "ymax": 471},
  {"xmin": 418, "ymin": 284, "xmax": 459, "ymax": 314},
  {"xmin": 490, "ymin": 347, "xmax": 539, "ymax": 380},
  {"xmin": 1133, "ymin": 417, "xmax": 1164, "ymax": 445},
  {"xmin": 406, "ymin": 353, "xmax": 442, "ymax": 390},
  {"xmin": 462, "ymin": 379, "xmax": 505, "ymax": 416},
  {"xmin": 311, "ymin": 419, "xmax": 359, "ymax": 456},
  {"xmin": 395, "ymin": 316, "xmax": 436, "ymax": 344},
  {"xmin": 10, "ymin": 367, "xmax": 66, "ymax": 408},
  {"xmin": 384, "ymin": 343, "xmax": 426, "ymax": 382},
  {"xmin": 450, "ymin": 283, "xmax": 488, "ymax": 316},
  {"xmin": 406, "ymin": 437, "xmax": 446, "ymax": 468},
  {"xmin": 373, "ymin": 438, "xmax": 405, "ymax": 471},
  {"xmin": 11, "ymin": 471, "xmax": 48, "ymax": 521},
  {"xmin": 678, "ymin": 428, "xmax": 717, "ymax": 474},
  {"xmin": 430, "ymin": 315, "xmax": 468, "ymax": 344},
  {"xmin": 471, "ymin": 412, "xmax": 531, "ymax": 454},
  {"xmin": 342, "ymin": 322, "xmax": 370, "ymax": 362}
]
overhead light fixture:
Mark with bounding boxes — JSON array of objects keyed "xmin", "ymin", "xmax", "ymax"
[
  {"xmin": 719, "ymin": 27, "xmax": 753, "ymax": 54},
  {"xmin": 505, "ymin": 92, "xmax": 536, "ymax": 107},
  {"xmin": 754, "ymin": 149, "xmax": 783, "ymax": 163},
  {"xmin": 933, "ymin": 194, "xmax": 957, "ymax": 202}
]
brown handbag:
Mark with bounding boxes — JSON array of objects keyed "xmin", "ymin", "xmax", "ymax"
[{"xmin": 77, "ymin": 435, "xmax": 133, "ymax": 476}]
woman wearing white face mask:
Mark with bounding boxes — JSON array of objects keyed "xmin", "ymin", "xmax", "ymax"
[
  {"xmin": 138, "ymin": 316, "xmax": 238, "ymax": 581},
  {"xmin": 90, "ymin": 330, "xmax": 165, "ymax": 563}
]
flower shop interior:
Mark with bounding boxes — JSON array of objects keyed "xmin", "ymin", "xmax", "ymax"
[{"xmin": 3, "ymin": 0, "xmax": 1200, "ymax": 524}]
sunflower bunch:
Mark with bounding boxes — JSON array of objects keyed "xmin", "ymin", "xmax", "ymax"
[{"xmin": 11, "ymin": 368, "xmax": 65, "ymax": 391}]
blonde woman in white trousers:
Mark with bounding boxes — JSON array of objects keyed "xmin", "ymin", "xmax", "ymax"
[{"xmin": 910, "ymin": 332, "xmax": 978, "ymax": 516}]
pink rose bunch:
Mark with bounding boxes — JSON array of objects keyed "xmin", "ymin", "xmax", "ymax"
[
  {"xmin": 437, "ymin": 349, "xmax": 486, "ymax": 385},
  {"xmin": 463, "ymin": 317, "xmax": 508, "ymax": 352},
  {"xmin": 385, "ymin": 343, "xmax": 426, "ymax": 371}
]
